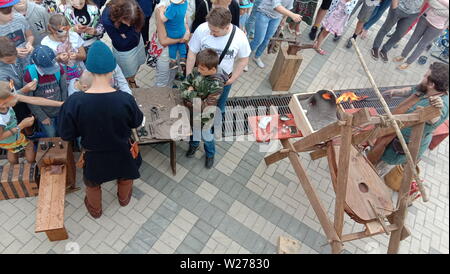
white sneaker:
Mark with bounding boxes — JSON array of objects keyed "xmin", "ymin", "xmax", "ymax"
[
  {"xmin": 253, "ymin": 56, "xmax": 265, "ymax": 68},
  {"xmin": 244, "ymin": 65, "xmax": 249, "ymax": 72}
]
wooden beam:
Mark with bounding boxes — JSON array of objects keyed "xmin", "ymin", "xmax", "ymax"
[
  {"xmin": 387, "ymin": 122, "xmax": 425, "ymax": 253},
  {"xmin": 310, "ymin": 148, "xmax": 328, "ymax": 160},
  {"xmin": 332, "ymin": 113, "xmax": 353, "ymax": 253},
  {"xmin": 280, "ymin": 139, "xmax": 341, "ymax": 248},
  {"xmin": 341, "ymin": 224, "xmax": 400, "ymax": 243}
]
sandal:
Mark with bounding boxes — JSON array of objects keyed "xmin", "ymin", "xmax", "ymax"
[
  {"xmin": 397, "ymin": 63, "xmax": 410, "ymax": 70},
  {"xmin": 313, "ymin": 41, "xmax": 327, "ymax": 55},
  {"xmin": 393, "ymin": 56, "xmax": 405, "ymax": 63}
]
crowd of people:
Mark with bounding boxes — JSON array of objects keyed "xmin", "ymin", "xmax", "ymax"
[{"xmin": 0, "ymin": 0, "xmax": 448, "ymax": 218}]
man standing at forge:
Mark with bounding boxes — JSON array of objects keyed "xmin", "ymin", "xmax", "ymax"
[
  {"xmin": 186, "ymin": 7, "xmax": 251, "ymax": 114},
  {"xmin": 368, "ymin": 62, "xmax": 449, "ymax": 176},
  {"xmin": 371, "ymin": 0, "xmax": 425, "ymax": 62}
]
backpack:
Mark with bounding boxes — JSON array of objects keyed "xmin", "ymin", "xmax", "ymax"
[{"xmin": 25, "ymin": 64, "xmax": 61, "ymax": 84}]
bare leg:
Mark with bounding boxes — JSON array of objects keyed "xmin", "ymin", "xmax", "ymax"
[
  {"xmin": 7, "ymin": 151, "xmax": 19, "ymax": 165},
  {"xmin": 313, "ymin": 9, "xmax": 328, "ymax": 28},
  {"xmin": 354, "ymin": 20, "xmax": 365, "ymax": 36},
  {"xmin": 25, "ymin": 142, "xmax": 36, "ymax": 163},
  {"xmin": 314, "ymin": 29, "xmax": 329, "ymax": 54}
]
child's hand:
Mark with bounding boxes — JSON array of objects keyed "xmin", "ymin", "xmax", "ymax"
[
  {"xmin": 17, "ymin": 47, "xmax": 29, "ymax": 58},
  {"xmin": 188, "ymin": 86, "xmax": 194, "ymax": 91},
  {"xmin": 290, "ymin": 14, "xmax": 302, "ymax": 23},
  {"xmin": 69, "ymin": 52, "xmax": 78, "ymax": 60},
  {"xmin": 41, "ymin": 118, "xmax": 51, "ymax": 126},
  {"xmin": 22, "ymin": 80, "xmax": 38, "ymax": 93},
  {"xmin": 85, "ymin": 27, "xmax": 97, "ymax": 35},
  {"xmin": 74, "ymin": 24, "xmax": 86, "ymax": 33},
  {"xmin": 19, "ymin": 116, "xmax": 35, "ymax": 129},
  {"xmin": 58, "ymin": 53, "xmax": 70, "ymax": 63}
]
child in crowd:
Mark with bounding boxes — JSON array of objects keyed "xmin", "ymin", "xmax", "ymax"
[
  {"xmin": 68, "ymin": 65, "xmax": 133, "ymax": 95},
  {"xmin": 41, "ymin": 13, "xmax": 86, "ymax": 83},
  {"xmin": 160, "ymin": 0, "xmax": 188, "ymax": 70},
  {"xmin": 58, "ymin": 0, "xmax": 105, "ymax": 50},
  {"xmin": 180, "ymin": 48, "xmax": 228, "ymax": 169},
  {"xmin": 33, "ymin": 0, "xmax": 58, "ymax": 13},
  {"xmin": 0, "ymin": 0, "xmax": 35, "ymax": 62},
  {"xmin": 239, "ymin": 0, "xmax": 253, "ymax": 33},
  {"xmin": 14, "ymin": 0, "xmax": 50, "ymax": 46},
  {"xmin": 23, "ymin": 45, "xmax": 68, "ymax": 137},
  {"xmin": 313, "ymin": 0, "xmax": 358, "ymax": 55},
  {"xmin": 0, "ymin": 80, "xmax": 63, "ymax": 164}
]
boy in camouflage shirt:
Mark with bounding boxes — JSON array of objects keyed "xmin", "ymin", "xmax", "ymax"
[{"xmin": 181, "ymin": 48, "xmax": 228, "ymax": 169}]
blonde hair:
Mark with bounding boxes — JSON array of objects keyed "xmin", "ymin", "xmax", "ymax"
[{"xmin": 0, "ymin": 81, "xmax": 13, "ymax": 100}]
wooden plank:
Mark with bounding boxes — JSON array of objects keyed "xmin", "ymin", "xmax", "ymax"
[
  {"xmin": 388, "ymin": 122, "xmax": 425, "ymax": 254},
  {"xmin": 341, "ymin": 224, "xmax": 400, "ymax": 243},
  {"xmin": 11, "ymin": 164, "xmax": 26, "ymax": 198},
  {"xmin": 332, "ymin": 114, "xmax": 353, "ymax": 253},
  {"xmin": 310, "ymin": 148, "xmax": 328, "ymax": 160},
  {"xmin": 278, "ymin": 236, "xmax": 301, "ymax": 254},
  {"xmin": 20, "ymin": 164, "xmax": 34, "ymax": 198},
  {"xmin": 1, "ymin": 165, "xmax": 15, "ymax": 199},
  {"xmin": 289, "ymin": 94, "xmax": 314, "ymax": 136},
  {"xmin": 45, "ymin": 227, "xmax": 68, "ymax": 242},
  {"xmin": 280, "ymin": 139, "xmax": 340, "ymax": 248},
  {"xmin": 36, "ymin": 166, "xmax": 67, "ymax": 232}
]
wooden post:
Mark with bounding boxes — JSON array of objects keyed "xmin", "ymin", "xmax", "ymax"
[
  {"xmin": 387, "ymin": 122, "xmax": 425, "ymax": 253},
  {"xmin": 269, "ymin": 43, "xmax": 303, "ymax": 91},
  {"xmin": 280, "ymin": 139, "xmax": 341, "ymax": 251},
  {"xmin": 332, "ymin": 113, "xmax": 353, "ymax": 253}
]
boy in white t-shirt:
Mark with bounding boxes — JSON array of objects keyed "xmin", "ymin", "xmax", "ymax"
[{"xmin": 186, "ymin": 7, "xmax": 251, "ymax": 114}]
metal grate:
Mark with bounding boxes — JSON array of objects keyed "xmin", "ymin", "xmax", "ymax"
[{"xmin": 223, "ymin": 85, "xmax": 413, "ymax": 137}]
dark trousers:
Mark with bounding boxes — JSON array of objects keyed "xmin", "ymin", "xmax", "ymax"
[{"xmin": 141, "ymin": 16, "xmax": 151, "ymax": 44}]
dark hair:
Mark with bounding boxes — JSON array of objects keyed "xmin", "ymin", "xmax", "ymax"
[
  {"xmin": 0, "ymin": 7, "xmax": 13, "ymax": 15},
  {"xmin": 0, "ymin": 36, "xmax": 17, "ymax": 58},
  {"xmin": 196, "ymin": 49, "xmax": 219, "ymax": 70},
  {"xmin": 206, "ymin": 7, "xmax": 232, "ymax": 28},
  {"xmin": 428, "ymin": 62, "xmax": 449, "ymax": 93},
  {"xmin": 107, "ymin": 0, "xmax": 144, "ymax": 32}
]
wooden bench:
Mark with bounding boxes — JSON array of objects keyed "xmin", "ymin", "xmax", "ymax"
[
  {"xmin": 35, "ymin": 165, "xmax": 68, "ymax": 241},
  {"xmin": 0, "ymin": 163, "xmax": 38, "ymax": 200}
]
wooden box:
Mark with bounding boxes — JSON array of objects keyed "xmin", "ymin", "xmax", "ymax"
[
  {"xmin": 0, "ymin": 163, "xmax": 38, "ymax": 200},
  {"xmin": 269, "ymin": 43, "xmax": 303, "ymax": 91},
  {"xmin": 36, "ymin": 137, "xmax": 76, "ymax": 188}
]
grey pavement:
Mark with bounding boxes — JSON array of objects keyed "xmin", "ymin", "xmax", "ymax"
[{"xmin": 0, "ymin": 7, "xmax": 448, "ymax": 254}]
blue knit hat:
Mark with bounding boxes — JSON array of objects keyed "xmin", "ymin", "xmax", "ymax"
[{"xmin": 85, "ymin": 41, "xmax": 116, "ymax": 74}]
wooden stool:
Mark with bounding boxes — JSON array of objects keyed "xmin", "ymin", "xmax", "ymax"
[{"xmin": 0, "ymin": 163, "xmax": 38, "ymax": 200}]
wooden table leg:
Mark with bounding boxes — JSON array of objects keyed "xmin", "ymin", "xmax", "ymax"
[{"xmin": 170, "ymin": 141, "xmax": 176, "ymax": 175}]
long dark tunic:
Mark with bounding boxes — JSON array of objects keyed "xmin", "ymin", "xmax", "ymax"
[{"xmin": 58, "ymin": 91, "xmax": 144, "ymax": 185}]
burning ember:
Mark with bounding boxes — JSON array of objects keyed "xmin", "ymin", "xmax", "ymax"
[
  {"xmin": 336, "ymin": 92, "xmax": 367, "ymax": 104},
  {"xmin": 321, "ymin": 93, "xmax": 332, "ymax": 100}
]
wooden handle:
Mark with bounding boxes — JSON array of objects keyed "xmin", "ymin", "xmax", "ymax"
[{"xmin": 351, "ymin": 38, "xmax": 428, "ymax": 202}]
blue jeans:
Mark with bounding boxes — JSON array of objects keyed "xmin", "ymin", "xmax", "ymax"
[
  {"xmin": 39, "ymin": 117, "xmax": 58, "ymax": 138},
  {"xmin": 249, "ymin": 11, "xmax": 282, "ymax": 58},
  {"xmin": 190, "ymin": 127, "xmax": 215, "ymax": 158},
  {"xmin": 363, "ymin": 0, "xmax": 391, "ymax": 31},
  {"xmin": 168, "ymin": 43, "xmax": 187, "ymax": 60},
  {"xmin": 245, "ymin": 0, "xmax": 262, "ymax": 37},
  {"xmin": 218, "ymin": 84, "xmax": 232, "ymax": 114}
]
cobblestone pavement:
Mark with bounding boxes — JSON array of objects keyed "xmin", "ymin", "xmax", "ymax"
[{"xmin": 0, "ymin": 8, "xmax": 448, "ymax": 254}]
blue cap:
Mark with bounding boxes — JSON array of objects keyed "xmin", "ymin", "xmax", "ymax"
[
  {"xmin": 85, "ymin": 41, "xmax": 117, "ymax": 74},
  {"xmin": 0, "ymin": 0, "xmax": 20, "ymax": 8},
  {"xmin": 239, "ymin": 0, "xmax": 253, "ymax": 8},
  {"xmin": 31, "ymin": 45, "xmax": 60, "ymax": 76}
]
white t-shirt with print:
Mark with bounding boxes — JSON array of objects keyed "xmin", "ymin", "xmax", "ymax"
[
  {"xmin": 41, "ymin": 31, "xmax": 84, "ymax": 53},
  {"xmin": 188, "ymin": 22, "xmax": 251, "ymax": 75}
]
